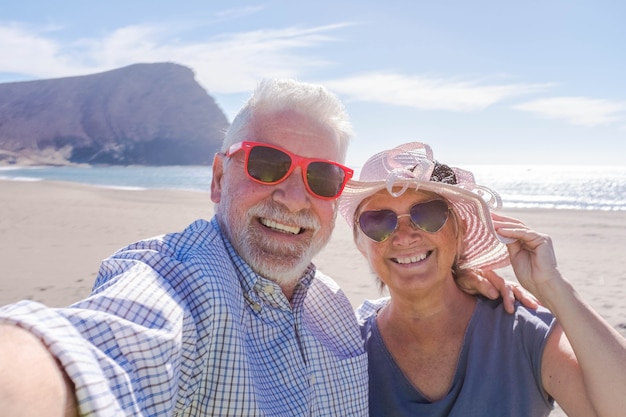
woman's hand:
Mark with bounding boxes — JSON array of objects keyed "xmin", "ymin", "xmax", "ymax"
[{"xmin": 491, "ymin": 212, "xmax": 564, "ymax": 309}]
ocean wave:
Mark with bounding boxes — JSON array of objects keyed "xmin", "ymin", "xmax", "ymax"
[{"xmin": 2, "ymin": 165, "xmax": 624, "ymax": 211}]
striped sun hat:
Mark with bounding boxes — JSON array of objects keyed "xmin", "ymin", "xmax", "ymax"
[{"xmin": 338, "ymin": 142, "xmax": 511, "ymax": 271}]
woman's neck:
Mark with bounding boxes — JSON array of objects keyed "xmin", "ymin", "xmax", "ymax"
[{"xmin": 379, "ymin": 280, "xmax": 476, "ymax": 342}]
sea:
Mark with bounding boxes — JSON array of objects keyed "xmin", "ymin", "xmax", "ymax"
[{"xmin": 1, "ymin": 164, "xmax": 625, "ymax": 211}]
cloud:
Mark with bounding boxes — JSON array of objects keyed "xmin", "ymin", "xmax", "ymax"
[
  {"xmin": 0, "ymin": 23, "xmax": 96, "ymax": 77},
  {"xmin": 184, "ymin": 23, "xmax": 351, "ymax": 92},
  {"xmin": 0, "ymin": 20, "xmax": 352, "ymax": 92},
  {"xmin": 323, "ymin": 72, "xmax": 551, "ymax": 111},
  {"xmin": 213, "ymin": 6, "xmax": 267, "ymax": 20},
  {"xmin": 513, "ymin": 96, "xmax": 626, "ymax": 127}
]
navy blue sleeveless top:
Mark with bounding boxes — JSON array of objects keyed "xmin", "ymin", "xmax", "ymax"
[{"xmin": 359, "ymin": 297, "xmax": 556, "ymax": 417}]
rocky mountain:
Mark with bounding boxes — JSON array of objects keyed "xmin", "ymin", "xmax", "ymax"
[{"xmin": 0, "ymin": 63, "xmax": 230, "ymax": 166}]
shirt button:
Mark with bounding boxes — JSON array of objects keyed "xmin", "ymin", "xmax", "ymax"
[
  {"xmin": 263, "ymin": 285, "xmax": 275, "ymax": 295},
  {"xmin": 252, "ymin": 303, "xmax": 262, "ymax": 312},
  {"xmin": 310, "ymin": 375, "xmax": 316, "ymax": 384}
]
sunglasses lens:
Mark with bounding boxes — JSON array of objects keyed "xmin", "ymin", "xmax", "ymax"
[
  {"xmin": 247, "ymin": 146, "xmax": 292, "ymax": 183},
  {"xmin": 307, "ymin": 162, "xmax": 347, "ymax": 198},
  {"xmin": 359, "ymin": 209, "xmax": 398, "ymax": 242},
  {"xmin": 358, "ymin": 200, "xmax": 449, "ymax": 242},
  {"xmin": 410, "ymin": 200, "xmax": 449, "ymax": 232}
]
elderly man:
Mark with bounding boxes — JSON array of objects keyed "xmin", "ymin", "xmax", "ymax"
[{"xmin": 0, "ymin": 79, "xmax": 520, "ymax": 416}]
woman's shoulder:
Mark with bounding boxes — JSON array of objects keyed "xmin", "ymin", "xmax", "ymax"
[{"xmin": 475, "ymin": 296, "xmax": 556, "ymax": 337}]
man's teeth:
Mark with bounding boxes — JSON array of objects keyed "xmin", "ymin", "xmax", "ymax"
[
  {"xmin": 260, "ymin": 218, "xmax": 302, "ymax": 235},
  {"xmin": 394, "ymin": 253, "xmax": 428, "ymax": 264}
]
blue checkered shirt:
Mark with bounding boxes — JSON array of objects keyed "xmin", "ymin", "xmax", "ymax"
[{"xmin": 0, "ymin": 218, "xmax": 368, "ymax": 416}]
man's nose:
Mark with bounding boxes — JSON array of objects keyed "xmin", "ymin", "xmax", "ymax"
[{"xmin": 271, "ymin": 166, "xmax": 311, "ymax": 211}]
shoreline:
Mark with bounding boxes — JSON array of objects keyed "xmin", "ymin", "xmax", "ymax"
[{"xmin": 1, "ymin": 179, "xmax": 625, "ymax": 338}]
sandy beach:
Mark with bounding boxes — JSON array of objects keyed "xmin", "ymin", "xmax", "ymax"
[
  {"xmin": 1, "ymin": 179, "xmax": 625, "ymax": 335},
  {"xmin": 2, "ymin": 179, "xmax": 625, "ymax": 416}
]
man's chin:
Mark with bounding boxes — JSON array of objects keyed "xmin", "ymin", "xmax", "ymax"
[
  {"xmin": 247, "ymin": 251, "xmax": 310, "ymax": 284},
  {"xmin": 225, "ymin": 218, "xmax": 329, "ymax": 285}
]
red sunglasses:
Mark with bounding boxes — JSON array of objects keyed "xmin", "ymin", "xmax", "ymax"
[{"xmin": 226, "ymin": 141, "xmax": 353, "ymax": 200}]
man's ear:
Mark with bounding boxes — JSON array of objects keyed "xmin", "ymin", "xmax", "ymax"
[{"xmin": 211, "ymin": 153, "xmax": 225, "ymax": 203}]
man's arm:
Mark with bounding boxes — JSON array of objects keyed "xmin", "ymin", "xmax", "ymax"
[
  {"xmin": 0, "ymin": 324, "xmax": 78, "ymax": 417},
  {"xmin": 455, "ymin": 268, "xmax": 539, "ymax": 313}
]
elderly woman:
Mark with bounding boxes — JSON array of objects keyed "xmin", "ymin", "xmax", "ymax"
[{"xmin": 339, "ymin": 142, "xmax": 626, "ymax": 417}]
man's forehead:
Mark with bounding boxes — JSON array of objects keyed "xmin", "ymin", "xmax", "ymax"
[{"xmin": 248, "ymin": 111, "xmax": 341, "ymax": 161}]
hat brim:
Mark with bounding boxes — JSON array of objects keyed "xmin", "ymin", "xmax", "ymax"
[{"xmin": 338, "ymin": 178, "xmax": 511, "ymax": 271}]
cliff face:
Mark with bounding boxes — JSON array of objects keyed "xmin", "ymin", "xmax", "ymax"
[{"xmin": 0, "ymin": 63, "xmax": 230, "ymax": 165}]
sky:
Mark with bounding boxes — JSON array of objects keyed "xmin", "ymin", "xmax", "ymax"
[{"xmin": 1, "ymin": 0, "xmax": 625, "ymax": 167}]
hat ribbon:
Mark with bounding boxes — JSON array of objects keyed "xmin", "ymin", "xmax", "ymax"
[
  {"xmin": 385, "ymin": 159, "xmax": 433, "ymax": 197},
  {"xmin": 384, "ymin": 165, "xmax": 503, "ymax": 210}
]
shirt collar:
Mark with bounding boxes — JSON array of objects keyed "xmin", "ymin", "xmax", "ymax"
[{"xmin": 211, "ymin": 217, "xmax": 316, "ymax": 307}]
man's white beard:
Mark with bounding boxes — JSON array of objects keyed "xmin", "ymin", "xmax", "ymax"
[{"xmin": 219, "ymin": 198, "xmax": 333, "ymax": 287}]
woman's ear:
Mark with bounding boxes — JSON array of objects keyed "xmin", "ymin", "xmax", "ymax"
[{"xmin": 354, "ymin": 228, "xmax": 369, "ymax": 257}]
